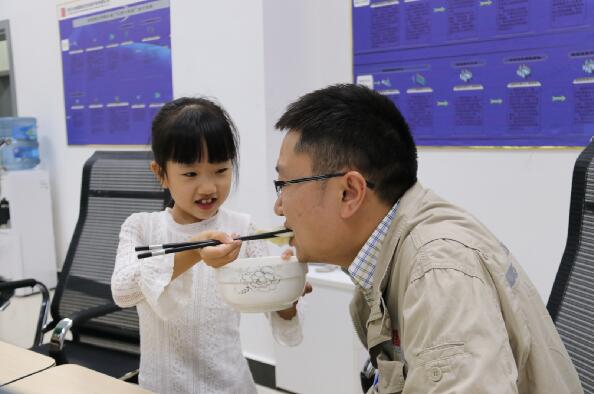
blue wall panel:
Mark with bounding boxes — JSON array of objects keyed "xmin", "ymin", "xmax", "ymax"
[{"xmin": 353, "ymin": 0, "xmax": 594, "ymax": 146}]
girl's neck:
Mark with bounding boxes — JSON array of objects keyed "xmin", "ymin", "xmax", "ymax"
[{"xmin": 169, "ymin": 205, "xmax": 218, "ymax": 225}]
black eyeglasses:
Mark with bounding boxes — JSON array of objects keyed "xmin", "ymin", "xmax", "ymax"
[{"xmin": 273, "ymin": 172, "xmax": 375, "ymax": 197}]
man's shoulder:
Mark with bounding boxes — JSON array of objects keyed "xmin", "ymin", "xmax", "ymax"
[{"xmin": 401, "ymin": 189, "xmax": 496, "ymax": 252}]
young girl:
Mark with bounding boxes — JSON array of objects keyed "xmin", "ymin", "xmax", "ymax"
[{"xmin": 111, "ymin": 97, "xmax": 304, "ymax": 394}]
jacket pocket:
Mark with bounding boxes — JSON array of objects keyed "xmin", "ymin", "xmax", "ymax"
[
  {"xmin": 376, "ymin": 354, "xmax": 405, "ymax": 393},
  {"xmin": 417, "ymin": 342, "xmax": 468, "ymax": 384}
]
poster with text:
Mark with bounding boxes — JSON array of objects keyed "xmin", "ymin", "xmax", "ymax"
[{"xmin": 59, "ymin": 0, "xmax": 172, "ymax": 144}]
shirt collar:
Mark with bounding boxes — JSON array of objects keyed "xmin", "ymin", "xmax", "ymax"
[{"xmin": 348, "ymin": 201, "xmax": 399, "ymax": 301}]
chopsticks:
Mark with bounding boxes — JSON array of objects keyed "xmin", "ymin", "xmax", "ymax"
[{"xmin": 135, "ymin": 228, "xmax": 293, "ymax": 259}]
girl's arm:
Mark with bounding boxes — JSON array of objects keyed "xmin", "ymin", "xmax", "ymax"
[
  {"xmin": 111, "ymin": 214, "xmax": 182, "ymax": 313},
  {"xmin": 110, "ymin": 214, "xmax": 206, "ymax": 320},
  {"xmin": 111, "ymin": 214, "xmax": 242, "ymax": 318},
  {"xmin": 112, "ymin": 214, "xmax": 161, "ymax": 308}
]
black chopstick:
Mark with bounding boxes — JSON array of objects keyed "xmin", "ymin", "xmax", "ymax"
[
  {"xmin": 135, "ymin": 228, "xmax": 290, "ymax": 252},
  {"xmin": 136, "ymin": 228, "xmax": 292, "ymax": 259},
  {"xmin": 135, "ymin": 241, "xmax": 208, "ymax": 252}
]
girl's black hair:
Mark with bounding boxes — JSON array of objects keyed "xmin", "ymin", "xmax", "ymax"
[{"xmin": 151, "ymin": 97, "xmax": 240, "ymax": 180}]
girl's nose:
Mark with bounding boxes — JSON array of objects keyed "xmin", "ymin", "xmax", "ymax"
[{"xmin": 197, "ymin": 180, "xmax": 217, "ymax": 195}]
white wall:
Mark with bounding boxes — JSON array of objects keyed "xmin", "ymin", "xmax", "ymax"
[
  {"xmin": 1, "ymin": 0, "xmax": 95, "ymax": 265},
  {"xmin": 0, "ymin": 0, "xmax": 272, "ymax": 264},
  {"xmin": 0, "ymin": 0, "xmax": 580, "ymax": 364}
]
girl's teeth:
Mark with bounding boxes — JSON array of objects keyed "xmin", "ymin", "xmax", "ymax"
[{"xmin": 199, "ymin": 199, "xmax": 213, "ymax": 204}]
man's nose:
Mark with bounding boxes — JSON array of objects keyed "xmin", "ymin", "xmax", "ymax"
[{"xmin": 274, "ymin": 195, "xmax": 283, "ymax": 216}]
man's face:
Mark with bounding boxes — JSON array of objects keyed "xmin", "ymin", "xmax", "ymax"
[{"xmin": 274, "ymin": 132, "xmax": 342, "ymax": 263}]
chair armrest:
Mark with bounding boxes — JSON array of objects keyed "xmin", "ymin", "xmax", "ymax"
[
  {"xmin": 49, "ymin": 302, "xmax": 122, "ymax": 353},
  {"xmin": 0, "ymin": 278, "xmax": 39, "ymax": 291},
  {"xmin": 0, "ymin": 278, "xmax": 51, "ymax": 346},
  {"xmin": 49, "ymin": 318, "xmax": 73, "ymax": 353},
  {"xmin": 69, "ymin": 302, "xmax": 122, "ymax": 325}
]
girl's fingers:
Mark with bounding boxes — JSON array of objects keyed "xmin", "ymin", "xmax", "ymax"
[
  {"xmin": 281, "ymin": 249, "xmax": 294, "ymax": 260},
  {"xmin": 303, "ymin": 281, "xmax": 313, "ymax": 295},
  {"xmin": 201, "ymin": 240, "xmax": 242, "ymax": 267},
  {"xmin": 229, "ymin": 248, "xmax": 241, "ymax": 261},
  {"xmin": 191, "ymin": 230, "xmax": 234, "ymax": 244},
  {"xmin": 203, "ymin": 245, "xmax": 235, "ymax": 260}
]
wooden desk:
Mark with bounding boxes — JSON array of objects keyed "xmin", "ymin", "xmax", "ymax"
[
  {"xmin": 6, "ymin": 364, "xmax": 152, "ymax": 393},
  {"xmin": 0, "ymin": 341, "xmax": 55, "ymax": 386}
]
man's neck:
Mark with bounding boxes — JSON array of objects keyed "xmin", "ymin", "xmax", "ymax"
[{"xmin": 338, "ymin": 200, "xmax": 393, "ymax": 267}]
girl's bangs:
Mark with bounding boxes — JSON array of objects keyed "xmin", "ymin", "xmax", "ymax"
[{"xmin": 167, "ymin": 111, "xmax": 237, "ymax": 165}]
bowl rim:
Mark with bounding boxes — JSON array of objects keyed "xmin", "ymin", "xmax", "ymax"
[{"xmin": 217, "ymin": 255, "xmax": 302, "ymax": 270}]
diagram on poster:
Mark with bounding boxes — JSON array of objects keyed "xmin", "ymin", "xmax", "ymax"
[
  {"xmin": 58, "ymin": 0, "xmax": 172, "ymax": 145},
  {"xmin": 353, "ymin": 0, "xmax": 594, "ymax": 147}
]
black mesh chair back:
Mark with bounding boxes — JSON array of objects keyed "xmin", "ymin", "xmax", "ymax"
[
  {"xmin": 52, "ymin": 151, "xmax": 169, "ymax": 352},
  {"xmin": 547, "ymin": 139, "xmax": 594, "ymax": 393}
]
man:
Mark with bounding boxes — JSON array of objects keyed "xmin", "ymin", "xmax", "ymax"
[{"xmin": 272, "ymin": 84, "xmax": 583, "ymax": 393}]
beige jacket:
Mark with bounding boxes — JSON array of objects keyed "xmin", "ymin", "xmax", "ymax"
[{"xmin": 350, "ymin": 183, "xmax": 583, "ymax": 394}]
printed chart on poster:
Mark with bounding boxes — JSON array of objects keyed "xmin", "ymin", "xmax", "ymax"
[
  {"xmin": 58, "ymin": 0, "xmax": 172, "ymax": 145},
  {"xmin": 353, "ymin": 0, "xmax": 594, "ymax": 147}
]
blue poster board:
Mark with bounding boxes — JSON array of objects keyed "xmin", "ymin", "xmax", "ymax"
[
  {"xmin": 58, "ymin": 0, "xmax": 172, "ymax": 145},
  {"xmin": 353, "ymin": 0, "xmax": 594, "ymax": 146}
]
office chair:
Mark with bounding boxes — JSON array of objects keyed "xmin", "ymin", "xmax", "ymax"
[
  {"xmin": 547, "ymin": 139, "xmax": 594, "ymax": 393},
  {"xmin": 0, "ymin": 151, "xmax": 169, "ymax": 381}
]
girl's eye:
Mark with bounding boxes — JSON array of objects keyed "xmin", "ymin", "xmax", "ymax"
[
  {"xmin": 216, "ymin": 168, "xmax": 229, "ymax": 174},
  {"xmin": 183, "ymin": 172, "xmax": 197, "ymax": 177}
]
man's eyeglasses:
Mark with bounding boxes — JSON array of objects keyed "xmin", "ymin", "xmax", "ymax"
[{"xmin": 273, "ymin": 172, "xmax": 375, "ymax": 197}]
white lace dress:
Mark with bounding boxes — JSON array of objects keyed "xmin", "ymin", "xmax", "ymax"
[{"xmin": 111, "ymin": 208, "xmax": 302, "ymax": 394}]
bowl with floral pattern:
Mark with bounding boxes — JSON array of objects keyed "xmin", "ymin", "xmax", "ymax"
[{"xmin": 215, "ymin": 256, "xmax": 307, "ymax": 313}]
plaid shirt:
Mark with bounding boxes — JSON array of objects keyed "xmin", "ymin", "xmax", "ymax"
[{"xmin": 348, "ymin": 202, "xmax": 399, "ymax": 304}]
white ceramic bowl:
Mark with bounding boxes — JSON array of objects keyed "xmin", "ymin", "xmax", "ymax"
[{"xmin": 215, "ymin": 256, "xmax": 308, "ymax": 313}]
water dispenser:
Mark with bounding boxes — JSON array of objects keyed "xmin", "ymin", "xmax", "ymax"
[{"xmin": 0, "ymin": 117, "xmax": 40, "ymax": 171}]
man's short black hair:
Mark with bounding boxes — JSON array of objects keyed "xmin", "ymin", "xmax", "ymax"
[{"xmin": 275, "ymin": 84, "xmax": 418, "ymax": 205}]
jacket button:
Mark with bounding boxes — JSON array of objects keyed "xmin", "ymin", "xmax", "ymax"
[{"xmin": 430, "ymin": 366, "xmax": 442, "ymax": 382}]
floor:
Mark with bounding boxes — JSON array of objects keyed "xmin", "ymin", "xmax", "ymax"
[{"xmin": 0, "ymin": 291, "xmax": 285, "ymax": 393}]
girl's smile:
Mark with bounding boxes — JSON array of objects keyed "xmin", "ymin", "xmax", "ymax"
[{"xmin": 195, "ymin": 197, "xmax": 217, "ymax": 211}]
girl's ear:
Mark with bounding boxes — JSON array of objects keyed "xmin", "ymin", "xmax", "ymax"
[{"xmin": 150, "ymin": 161, "xmax": 168, "ymax": 188}]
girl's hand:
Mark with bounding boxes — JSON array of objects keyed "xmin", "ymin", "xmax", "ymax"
[
  {"xmin": 193, "ymin": 231, "xmax": 242, "ymax": 268},
  {"xmin": 276, "ymin": 248, "xmax": 312, "ymax": 320},
  {"xmin": 280, "ymin": 248, "xmax": 294, "ymax": 261}
]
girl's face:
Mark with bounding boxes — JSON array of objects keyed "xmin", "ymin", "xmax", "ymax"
[{"xmin": 155, "ymin": 158, "xmax": 233, "ymax": 224}]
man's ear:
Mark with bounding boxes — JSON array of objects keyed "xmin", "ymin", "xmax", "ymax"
[
  {"xmin": 339, "ymin": 171, "xmax": 367, "ymax": 219},
  {"xmin": 150, "ymin": 161, "xmax": 168, "ymax": 188}
]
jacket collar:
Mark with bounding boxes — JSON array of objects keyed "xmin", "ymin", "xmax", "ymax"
[{"xmin": 367, "ymin": 182, "xmax": 427, "ymax": 303}]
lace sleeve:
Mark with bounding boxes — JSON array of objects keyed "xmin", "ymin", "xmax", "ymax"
[
  {"xmin": 111, "ymin": 214, "xmax": 193, "ymax": 320},
  {"xmin": 245, "ymin": 222, "xmax": 270, "ymax": 258},
  {"xmin": 268, "ymin": 299, "xmax": 305, "ymax": 347}
]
